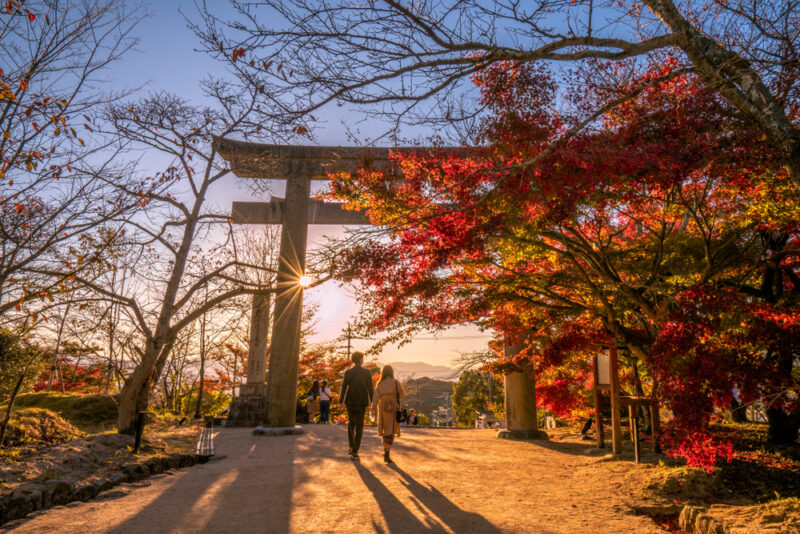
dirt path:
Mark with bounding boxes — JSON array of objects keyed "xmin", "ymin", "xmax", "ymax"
[{"xmin": 4, "ymin": 425, "xmax": 666, "ymax": 533}]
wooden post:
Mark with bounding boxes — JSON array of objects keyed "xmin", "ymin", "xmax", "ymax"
[
  {"xmin": 650, "ymin": 401, "xmax": 661, "ymax": 454},
  {"xmin": 609, "ymin": 346, "xmax": 622, "ymax": 455},
  {"xmin": 593, "ymin": 355, "xmax": 605, "ymax": 449},
  {"xmin": 629, "ymin": 405, "xmax": 640, "ymax": 463}
]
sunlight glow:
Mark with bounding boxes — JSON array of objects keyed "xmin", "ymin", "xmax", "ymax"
[{"xmin": 298, "ymin": 275, "xmax": 313, "ymax": 288}]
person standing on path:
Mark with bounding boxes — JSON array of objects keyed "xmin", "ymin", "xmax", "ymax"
[
  {"xmin": 339, "ymin": 351, "xmax": 373, "ymax": 460},
  {"xmin": 306, "ymin": 379, "xmax": 321, "ymax": 423},
  {"xmin": 407, "ymin": 408, "xmax": 418, "ymax": 426},
  {"xmin": 371, "ymin": 365, "xmax": 403, "ymax": 464},
  {"xmin": 319, "ymin": 380, "xmax": 332, "ymax": 423}
]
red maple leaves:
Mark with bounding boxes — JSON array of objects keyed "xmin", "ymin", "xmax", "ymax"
[{"xmin": 327, "ymin": 60, "xmax": 800, "ymax": 469}]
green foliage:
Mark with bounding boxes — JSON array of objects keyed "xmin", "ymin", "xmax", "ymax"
[
  {"xmin": 451, "ymin": 370, "xmax": 504, "ymax": 427},
  {"xmin": 416, "ymin": 413, "xmax": 430, "ymax": 426},
  {"xmin": 0, "ymin": 329, "xmax": 47, "ymax": 400},
  {"xmin": 3, "ymin": 408, "xmax": 84, "ymax": 446},
  {"xmin": 180, "ymin": 388, "xmax": 230, "ymax": 417},
  {"xmin": 145, "ymin": 408, "xmax": 184, "ymax": 424},
  {"xmin": 10, "ymin": 392, "xmax": 117, "ymax": 431}
]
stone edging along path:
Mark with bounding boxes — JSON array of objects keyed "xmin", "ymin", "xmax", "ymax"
[
  {"xmin": 679, "ymin": 506, "xmax": 728, "ymax": 534},
  {"xmin": 0, "ymin": 451, "xmax": 199, "ymax": 527}
]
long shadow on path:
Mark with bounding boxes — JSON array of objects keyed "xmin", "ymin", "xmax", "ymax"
[
  {"xmin": 388, "ymin": 464, "xmax": 503, "ymax": 534},
  {"xmin": 106, "ymin": 429, "xmax": 297, "ymax": 534},
  {"xmin": 353, "ymin": 462, "xmax": 447, "ymax": 533}
]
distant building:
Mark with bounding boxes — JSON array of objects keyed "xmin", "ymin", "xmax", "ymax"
[
  {"xmin": 432, "ymin": 405, "xmax": 454, "ymax": 427},
  {"xmin": 474, "ymin": 410, "xmax": 503, "ymax": 429}
]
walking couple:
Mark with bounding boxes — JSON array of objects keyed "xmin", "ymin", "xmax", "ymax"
[{"xmin": 339, "ymin": 351, "xmax": 403, "ymax": 463}]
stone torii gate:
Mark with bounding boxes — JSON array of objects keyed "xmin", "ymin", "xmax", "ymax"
[{"xmin": 215, "ymin": 137, "xmax": 545, "ymax": 437}]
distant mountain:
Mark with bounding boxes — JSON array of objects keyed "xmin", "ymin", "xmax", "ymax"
[
  {"xmin": 401, "ymin": 377, "xmax": 455, "ymax": 421},
  {"xmin": 384, "ymin": 361, "xmax": 460, "ymax": 382}
]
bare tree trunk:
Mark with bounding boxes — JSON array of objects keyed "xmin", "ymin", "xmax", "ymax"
[
  {"xmin": 643, "ymin": 0, "xmax": 800, "ymax": 190},
  {"xmin": 58, "ymin": 362, "xmax": 66, "ymax": 393},
  {"xmin": 46, "ymin": 304, "xmax": 70, "ymax": 392},
  {"xmin": 0, "ymin": 353, "xmax": 41, "ymax": 447},
  {"xmin": 117, "ymin": 345, "xmax": 161, "ymax": 434}
]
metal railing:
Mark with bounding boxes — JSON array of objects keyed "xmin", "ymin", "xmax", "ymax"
[{"xmin": 196, "ymin": 419, "xmax": 215, "ymax": 463}]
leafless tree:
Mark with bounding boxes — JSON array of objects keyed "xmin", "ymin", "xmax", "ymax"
[
  {"xmin": 0, "ymin": 0, "xmax": 145, "ymax": 320},
  {"xmin": 70, "ymin": 85, "xmax": 295, "ymax": 433}
]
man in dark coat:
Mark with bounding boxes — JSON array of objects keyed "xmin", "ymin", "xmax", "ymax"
[{"xmin": 339, "ymin": 351, "xmax": 374, "ymax": 460}]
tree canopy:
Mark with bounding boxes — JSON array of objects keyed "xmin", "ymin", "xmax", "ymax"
[{"xmin": 325, "ymin": 59, "xmax": 800, "ymax": 469}]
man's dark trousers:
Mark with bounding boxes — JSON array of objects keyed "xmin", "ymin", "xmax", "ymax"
[{"xmin": 346, "ymin": 404, "xmax": 367, "ymax": 453}]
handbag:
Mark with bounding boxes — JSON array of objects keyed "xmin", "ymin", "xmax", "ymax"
[{"xmin": 394, "ymin": 381, "xmax": 404, "ymax": 423}]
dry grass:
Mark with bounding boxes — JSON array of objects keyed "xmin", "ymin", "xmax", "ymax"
[{"xmin": 6, "ymin": 392, "xmax": 117, "ymax": 432}]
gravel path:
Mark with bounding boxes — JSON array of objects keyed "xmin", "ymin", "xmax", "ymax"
[{"xmin": 4, "ymin": 425, "xmax": 664, "ymax": 533}]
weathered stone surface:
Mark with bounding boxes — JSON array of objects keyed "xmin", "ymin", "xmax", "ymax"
[
  {"xmin": 227, "ymin": 394, "xmax": 268, "ymax": 427},
  {"xmin": 144, "ymin": 456, "xmax": 165, "ymax": 475},
  {"xmin": 679, "ymin": 505, "xmax": 705, "ymax": 531},
  {"xmin": 252, "ymin": 425, "xmax": 304, "ymax": 437},
  {"xmin": 107, "ymin": 470, "xmax": 127, "ymax": 486},
  {"xmin": 43, "ymin": 479, "xmax": 71, "ymax": 507},
  {"xmin": 121, "ymin": 463, "xmax": 148, "ymax": 481},
  {"xmin": 7, "ymin": 488, "xmax": 37, "ymax": 522},
  {"xmin": 695, "ymin": 513, "xmax": 711, "ymax": 533},
  {"xmin": 178, "ymin": 453, "xmax": 196, "ymax": 467},
  {"xmin": 677, "ymin": 505, "xmax": 737, "ymax": 534},
  {"xmin": 70, "ymin": 482, "xmax": 96, "ymax": 502},
  {"xmin": 213, "ymin": 138, "xmax": 467, "ymax": 180},
  {"xmin": 266, "ymin": 174, "xmax": 310, "ymax": 427},
  {"xmin": 502, "ymin": 335, "xmax": 543, "ymax": 437},
  {"xmin": 496, "ymin": 428, "xmax": 549, "ymax": 440},
  {"xmin": 93, "ymin": 477, "xmax": 114, "ymax": 494},
  {"xmin": 0, "ymin": 494, "xmax": 9, "ymax": 523},
  {"xmin": 232, "ymin": 199, "xmax": 370, "ymax": 225}
]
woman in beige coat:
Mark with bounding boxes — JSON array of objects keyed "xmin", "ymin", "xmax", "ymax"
[{"xmin": 371, "ymin": 365, "xmax": 403, "ymax": 464}]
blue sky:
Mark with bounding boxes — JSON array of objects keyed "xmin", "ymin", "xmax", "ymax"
[{"xmin": 106, "ymin": 1, "xmax": 493, "ymax": 366}]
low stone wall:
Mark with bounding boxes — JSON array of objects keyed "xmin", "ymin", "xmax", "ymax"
[
  {"xmin": 679, "ymin": 506, "xmax": 728, "ymax": 534},
  {"xmin": 0, "ymin": 452, "xmax": 198, "ymax": 526},
  {"xmin": 679, "ymin": 502, "xmax": 800, "ymax": 533}
]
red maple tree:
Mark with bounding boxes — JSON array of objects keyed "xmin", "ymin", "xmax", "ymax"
[{"xmin": 328, "ymin": 60, "xmax": 800, "ymax": 470}]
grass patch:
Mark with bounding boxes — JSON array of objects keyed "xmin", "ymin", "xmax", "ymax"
[
  {"xmin": 6, "ymin": 392, "xmax": 117, "ymax": 432},
  {"xmin": 3, "ymin": 408, "xmax": 84, "ymax": 446}
]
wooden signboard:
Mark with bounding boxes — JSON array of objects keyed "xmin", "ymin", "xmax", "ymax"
[{"xmin": 593, "ymin": 344, "xmax": 662, "ymax": 462}]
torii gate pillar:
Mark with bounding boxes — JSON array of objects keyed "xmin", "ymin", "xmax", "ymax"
[
  {"xmin": 497, "ymin": 334, "xmax": 548, "ymax": 440},
  {"xmin": 265, "ymin": 173, "xmax": 311, "ymax": 426},
  {"xmin": 227, "ymin": 291, "xmax": 271, "ymax": 427}
]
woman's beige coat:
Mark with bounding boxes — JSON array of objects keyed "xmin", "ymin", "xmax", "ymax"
[{"xmin": 371, "ymin": 377, "xmax": 403, "ymax": 437}]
